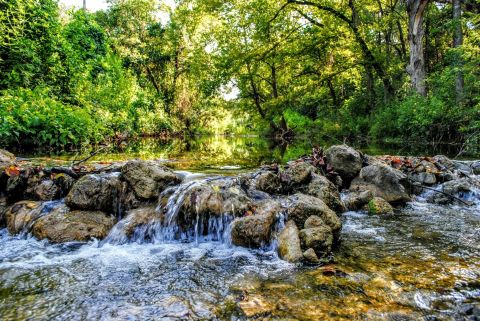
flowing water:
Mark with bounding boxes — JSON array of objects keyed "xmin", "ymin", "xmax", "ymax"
[{"xmin": 1, "ymin": 138, "xmax": 479, "ymax": 320}]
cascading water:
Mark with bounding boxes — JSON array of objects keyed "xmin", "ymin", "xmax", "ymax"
[{"xmin": 102, "ymin": 176, "xmax": 241, "ymax": 247}]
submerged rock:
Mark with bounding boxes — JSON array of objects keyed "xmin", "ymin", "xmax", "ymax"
[
  {"xmin": 303, "ymin": 174, "xmax": 345, "ymax": 212},
  {"xmin": 230, "ymin": 200, "xmax": 280, "ymax": 248},
  {"xmin": 65, "ymin": 173, "xmax": 122, "ymax": 212},
  {"xmin": 350, "ymin": 164, "xmax": 411, "ymax": 203},
  {"xmin": 299, "ymin": 225, "xmax": 333, "ymax": 257},
  {"xmin": 367, "ymin": 197, "xmax": 394, "ymax": 215},
  {"xmin": 32, "ymin": 207, "xmax": 116, "ymax": 243},
  {"xmin": 121, "ymin": 160, "xmax": 182, "ymax": 199},
  {"xmin": 287, "ymin": 193, "xmax": 341, "ymax": 235},
  {"xmin": 5, "ymin": 201, "xmax": 43, "ymax": 234},
  {"xmin": 325, "ymin": 145, "xmax": 363, "ymax": 183},
  {"xmin": 278, "ymin": 220, "xmax": 303, "ymax": 263}
]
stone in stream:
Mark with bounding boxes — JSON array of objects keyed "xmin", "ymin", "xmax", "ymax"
[
  {"xmin": 5, "ymin": 200, "xmax": 43, "ymax": 234},
  {"xmin": 254, "ymin": 171, "xmax": 283, "ymax": 194},
  {"xmin": 120, "ymin": 206, "xmax": 162, "ymax": 238},
  {"xmin": 350, "ymin": 164, "xmax": 411, "ymax": 203},
  {"xmin": 121, "ymin": 160, "xmax": 182, "ymax": 199},
  {"xmin": 33, "ymin": 180, "xmax": 59, "ymax": 201},
  {"xmin": 282, "ymin": 161, "xmax": 316, "ymax": 187},
  {"xmin": 303, "ymin": 248, "xmax": 320, "ymax": 264},
  {"xmin": 343, "ymin": 190, "xmax": 374, "ymax": 211},
  {"xmin": 427, "ymin": 177, "xmax": 480, "ymax": 204},
  {"xmin": 302, "ymin": 173, "xmax": 346, "ymax": 212},
  {"xmin": 299, "ymin": 225, "xmax": 333, "ymax": 257},
  {"xmin": 277, "ymin": 220, "xmax": 303, "ymax": 263},
  {"xmin": 366, "ymin": 197, "xmax": 394, "ymax": 215},
  {"xmin": 32, "ymin": 206, "xmax": 116, "ymax": 243},
  {"xmin": 287, "ymin": 193, "xmax": 341, "ymax": 235},
  {"xmin": 230, "ymin": 200, "xmax": 281, "ymax": 248},
  {"xmin": 325, "ymin": 145, "xmax": 363, "ymax": 183},
  {"xmin": 180, "ymin": 179, "xmax": 252, "ymax": 222},
  {"xmin": 65, "ymin": 173, "xmax": 122, "ymax": 213}
]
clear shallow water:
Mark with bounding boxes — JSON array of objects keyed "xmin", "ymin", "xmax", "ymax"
[
  {"xmin": 16, "ymin": 136, "xmax": 479, "ymax": 172},
  {"xmin": 2, "ymin": 145, "xmax": 480, "ymax": 320},
  {"xmin": 1, "ymin": 177, "xmax": 479, "ymax": 320}
]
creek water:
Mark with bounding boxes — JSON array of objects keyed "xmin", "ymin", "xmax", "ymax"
[{"xmin": 1, "ymin": 137, "xmax": 479, "ymax": 320}]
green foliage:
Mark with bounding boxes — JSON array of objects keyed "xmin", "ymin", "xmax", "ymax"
[{"xmin": 0, "ymin": 87, "xmax": 104, "ymax": 147}]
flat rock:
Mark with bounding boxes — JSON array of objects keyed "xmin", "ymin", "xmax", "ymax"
[
  {"xmin": 121, "ymin": 160, "xmax": 182, "ymax": 199},
  {"xmin": 32, "ymin": 207, "xmax": 116, "ymax": 243}
]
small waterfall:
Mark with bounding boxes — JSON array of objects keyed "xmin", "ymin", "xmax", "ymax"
[{"xmin": 103, "ymin": 177, "xmax": 236, "ymax": 246}]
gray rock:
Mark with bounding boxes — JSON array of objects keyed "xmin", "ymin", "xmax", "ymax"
[
  {"xmin": 32, "ymin": 207, "xmax": 116, "ymax": 243},
  {"xmin": 303, "ymin": 248, "xmax": 320, "ymax": 264},
  {"xmin": 433, "ymin": 155, "xmax": 455, "ymax": 171},
  {"xmin": 254, "ymin": 171, "xmax": 283, "ymax": 194},
  {"xmin": 231, "ymin": 200, "xmax": 281, "ymax": 247},
  {"xmin": 299, "ymin": 225, "xmax": 333, "ymax": 257},
  {"xmin": 278, "ymin": 220, "xmax": 303, "ymax": 263},
  {"xmin": 409, "ymin": 172, "xmax": 437, "ymax": 185},
  {"xmin": 34, "ymin": 180, "xmax": 59, "ymax": 201},
  {"xmin": 65, "ymin": 173, "xmax": 122, "ymax": 212},
  {"xmin": 343, "ymin": 190, "xmax": 374, "ymax": 211},
  {"xmin": 287, "ymin": 193, "xmax": 341, "ymax": 234},
  {"xmin": 325, "ymin": 145, "xmax": 363, "ymax": 182},
  {"xmin": 471, "ymin": 161, "xmax": 480, "ymax": 175},
  {"xmin": 427, "ymin": 177, "xmax": 480, "ymax": 204},
  {"xmin": 283, "ymin": 162, "xmax": 315, "ymax": 186},
  {"xmin": 350, "ymin": 164, "xmax": 411, "ymax": 203},
  {"xmin": 5, "ymin": 201, "xmax": 43, "ymax": 234},
  {"xmin": 303, "ymin": 174, "xmax": 345, "ymax": 212},
  {"xmin": 121, "ymin": 160, "xmax": 182, "ymax": 199}
]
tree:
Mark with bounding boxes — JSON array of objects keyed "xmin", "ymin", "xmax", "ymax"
[
  {"xmin": 406, "ymin": 0, "xmax": 429, "ymax": 96},
  {"xmin": 453, "ymin": 0, "xmax": 464, "ymax": 102}
]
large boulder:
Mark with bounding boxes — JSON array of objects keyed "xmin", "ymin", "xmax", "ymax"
[
  {"xmin": 299, "ymin": 225, "xmax": 333, "ymax": 257},
  {"xmin": 0, "ymin": 149, "xmax": 15, "ymax": 169},
  {"xmin": 302, "ymin": 174, "xmax": 345, "ymax": 212},
  {"xmin": 32, "ymin": 207, "xmax": 116, "ymax": 243},
  {"xmin": 179, "ymin": 179, "xmax": 253, "ymax": 227},
  {"xmin": 254, "ymin": 171, "xmax": 283, "ymax": 194},
  {"xmin": 65, "ymin": 173, "xmax": 122, "ymax": 213},
  {"xmin": 230, "ymin": 200, "xmax": 280, "ymax": 248},
  {"xmin": 5, "ymin": 201, "xmax": 43, "ymax": 234},
  {"xmin": 325, "ymin": 145, "xmax": 363, "ymax": 182},
  {"xmin": 121, "ymin": 160, "xmax": 182, "ymax": 199},
  {"xmin": 287, "ymin": 193, "xmax": 341, "ymax": 235},
  {"xmin": 350, "ymin": 164, "xmax": 411, "ymax": 203},
  {"xmin": 278, "ymin": 220, "xmax": 303, "ymax": 263}
]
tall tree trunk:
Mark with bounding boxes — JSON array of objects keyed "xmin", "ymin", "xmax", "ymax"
[
  {"xmin": 453, "ymin": 0, "xmax": 464, "ymax": 102},
  {"xmin": 406, "ymin": 0, "xmax": 429, "ymax": 96},
  {"xmin": 83, "ymin": 0, "xmax": 86, "ymax": 10}
]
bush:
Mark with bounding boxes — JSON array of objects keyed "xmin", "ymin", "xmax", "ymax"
[{"xmin": 0, "ymin": 87, "xmax": 105, "ymax": 148}]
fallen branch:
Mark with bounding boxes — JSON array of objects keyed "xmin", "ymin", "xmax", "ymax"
[
  {"xmin": 71, "ymin": 145, "xmax": 108, "ymax": 167},
  {"xmin": 410, "ymin": 180, "xmax": 471, "ymax": 206}
]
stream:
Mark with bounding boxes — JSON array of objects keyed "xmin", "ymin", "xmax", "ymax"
[{"xmin": 1, "ymin": 137, "xmax": 479, "ymax": 320}]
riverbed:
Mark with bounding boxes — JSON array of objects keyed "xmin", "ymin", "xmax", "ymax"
[{"xmin": 1, "ymin": 138, "xmax": 479, "ymax": 320}]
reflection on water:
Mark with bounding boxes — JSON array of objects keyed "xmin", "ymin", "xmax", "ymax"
[{"xmin": 19, "ymin": 136, "xmax": 478, "ymax": 172}]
